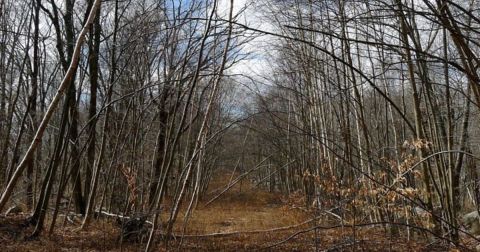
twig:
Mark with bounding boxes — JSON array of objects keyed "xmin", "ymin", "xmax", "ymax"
[
  {"xmin": 260, "ymin": 221, "xmax": 472, "ymax": 251},
  {"xmin": 204, "ymin": 155, "xmax": 275, "ymax": 206},
  {"xmin": 173, "ymin": 216, "xmax": 320, "ymax": 238}
]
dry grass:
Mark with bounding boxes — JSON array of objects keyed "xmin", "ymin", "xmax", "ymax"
[
  {"xmin": 181, "ymin": 180, "xmax": 306, "ymax": 235},
  {"xmin": 0, "ymin": 171, "xmax": 473, "ymax": 251}
]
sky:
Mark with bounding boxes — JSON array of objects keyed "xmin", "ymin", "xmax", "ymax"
[
  {"xmin": 215, "ymin": 0, "xmax": 276, "ymax": 114},
  {"xmin": 216, "ymin": 0, "xmax": 273, "ymax": 78}
]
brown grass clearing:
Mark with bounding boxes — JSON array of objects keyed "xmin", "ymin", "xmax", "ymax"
[{"xmin": 0, "ymin": 171, "xmax": 474, "ymax": 251}]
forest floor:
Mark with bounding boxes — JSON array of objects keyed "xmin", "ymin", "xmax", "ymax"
[{"xmin": 0, "ymin": 171, "xmax": 474, "ymax": 251}]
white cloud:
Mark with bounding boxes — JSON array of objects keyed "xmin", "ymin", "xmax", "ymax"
[{"xmin": 217, "ymin": 0, "xmax": 276, "ymax": 78}]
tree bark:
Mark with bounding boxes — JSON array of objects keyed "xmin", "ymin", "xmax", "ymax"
[{"xmin": 0, "ymin": 0, "xmax": 102, "ymax": 213}]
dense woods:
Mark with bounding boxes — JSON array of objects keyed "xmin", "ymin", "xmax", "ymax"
[{"xmin": 2, "ymin": 0, "xmax": 480, "ymax": 251}]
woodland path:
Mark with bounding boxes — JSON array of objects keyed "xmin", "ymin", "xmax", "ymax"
[{"xmin": 2, "ymin": 171, "xmax": 439, "ymax": 251}]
